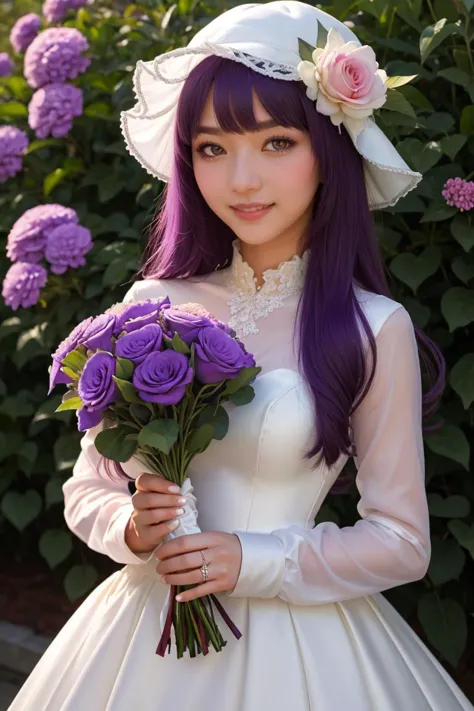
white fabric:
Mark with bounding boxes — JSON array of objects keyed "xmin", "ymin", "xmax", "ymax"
[
  {"xmin": 8, "ymin": 253, "xmax": 473, "ymax": 711},
  {"xmin": 120, "ymin": 0, "xmax": 422, "ymax": 210}
]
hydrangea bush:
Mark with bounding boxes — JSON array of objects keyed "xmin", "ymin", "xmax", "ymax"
[{"xmin": 0, "ymin": 0, "xmax": 473, "ymax": 697}]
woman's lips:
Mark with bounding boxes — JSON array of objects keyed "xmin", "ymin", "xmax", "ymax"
[{"xmin": 230, "ymin": 204, "xmax": 275, "ymax": 221}]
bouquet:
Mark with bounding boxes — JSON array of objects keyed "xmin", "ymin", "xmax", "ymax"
[{"xmin": 48, "ymin": 295, "xmax": 262, "ymax": 659}]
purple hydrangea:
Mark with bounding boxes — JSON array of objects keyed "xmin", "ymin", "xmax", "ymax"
[
  {"xmin": 0, "ymin": 52, "xmax": 14, "ymax": 77},
  {"xmin": 2, "ymin": 262, "xmax": 48, "ymax": 310},
  {"xmin": 45, "ymin": 222, "xmax": 92, "ymax": 274},
  {"xmin": 0, "ymin": 126, "xmax": 29, "ymax": 183},
  {"xmin": 28, "ymin": 83, "xmax": 83, "ymax": 138},
  {"xmin": 442, "ymin": 177, "xmax": 474, "ymax": 212},
  {"xmin": 43, "ymin": 0, "xmax": 88, "ymax": 23},
  {"xmin": 24, "ymin": 27, "xmax": 90, "ymax": 89},
  {"xmin": 7, "ymin": 203, "xmax": 78, "ymax": 263},
  {"xmin": 10, "ymin": 14, "xmax": 41, "ymax": 53}
]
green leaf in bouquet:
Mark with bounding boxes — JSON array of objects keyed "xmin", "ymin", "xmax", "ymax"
[
  {"xmin": 138, "ymin": 419, "xmax": 180, "ymax": 454},
  {"xmin": 61, "ymin": 347, "xmax": 88, "ymax": 374},
  {"xmin": 95, "ymin": 424, "xmax": 138, "ymax": 462},
  {"xmin": 56, "ymin": 396, "xmax": 84, "ymax": 412},
  {"xmin": 61, "ymin": 366, "xmax": 79, "ymax": 380},
  {"xmin": 113, "ymin": 376, "xmax": 142, "ymax": 404},
  {"xmin": 222, "ymin": 366, "xmax": 262, "ymax": 395},
  {"xmin": 229, "ymin": 385, "xmax": 256, "ymax": 406},
  {"xmin": 164, "ymin": 332, "xmax": 191, "ymax": 354},
  {"xmin": 195, "ymin": 405, "xmax": 230, "ymax": 440},
  {"xmin": 129, "ymin": 403, "xmax": 153, "ymax": 424},
  {"xmin": 116, "ymin": 357, "xmax": 134, "ymax": 380},
  {"xmin": 187, "ymin": 423, "xmax": 215, "ymax": 455}
]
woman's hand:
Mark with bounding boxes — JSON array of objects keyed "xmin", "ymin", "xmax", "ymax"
[
  {"xmin": 125, "ymin": 473, "xmax": 186, "ymax": 554},
  {"xmin": 156, "ymin": 531, "xmax": 243, "ymax": 602}
]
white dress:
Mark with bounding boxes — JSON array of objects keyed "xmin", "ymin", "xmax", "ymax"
[{"xmin": 8, "ymin": 241, "xmax": 473, "ymax": 711}]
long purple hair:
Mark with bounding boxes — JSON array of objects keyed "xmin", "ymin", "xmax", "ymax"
[{"xmin": 134, "ymin": 55, "xmax": 445, "ymax": 471}]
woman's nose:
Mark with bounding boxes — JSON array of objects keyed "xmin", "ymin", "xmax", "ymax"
[{"xmin": 231, "ymin": 154, "xmax": 263, "ymax": 193}]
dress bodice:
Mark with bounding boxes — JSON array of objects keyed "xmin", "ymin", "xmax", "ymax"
[{"xmin": 64, "ymin": 240, "xmax": 431, "ymax": 607}]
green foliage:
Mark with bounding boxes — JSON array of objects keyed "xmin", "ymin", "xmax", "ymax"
[{"xmin": 0, "ymin": 0, "xmax": 473, "ymax": 694}]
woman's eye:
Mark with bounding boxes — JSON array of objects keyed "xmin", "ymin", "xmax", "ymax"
[
  {"xmin": 196, "ymin": 143, "xmax": 224, "ymax": 158},
  {"xmin": 266, "ymin": 137, "xmax": 295, "ymax": 152}
]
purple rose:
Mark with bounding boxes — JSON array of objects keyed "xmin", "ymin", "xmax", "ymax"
[
  {"xmin": 133, "ymin": 350, "xmax": 193, "ymax": 405},
  {"xmin": 115, "ymin": 324, "xmax": 163, "ymax": 365},
  {"xmin": 81, "ymin": 313, "xmax": 116, "ymax": 351},
  {"xmin": 113, "ymin": 297, "xmax": 170, "ymax": 335},
  {"xmin": 77, "ymin": 407, "xmax": 102, "ymax": 431},
  {"xmin": 77, "ymin": 352, "xmax": 117, "ymax": 431},
  {"xmin": 194, "ymin": 327, "xmax": 255, "ymax": 384},
  {"xmin": 121, "ymin": 309, "xmax": 162, "ymax": 334},
  {"xmin": 48, "ymin": 315, "xmax": 93, "ymax": 394},
  {"xmin": 163, "ymin": 308, "xmax": 215, "ymax": 345}
]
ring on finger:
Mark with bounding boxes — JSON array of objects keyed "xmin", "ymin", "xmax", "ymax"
[{"xmin": 200, "ymin": 550, "xmax": 209, "ymax": 583}]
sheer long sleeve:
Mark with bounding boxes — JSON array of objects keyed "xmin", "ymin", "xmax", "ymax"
[
  {"xmin": 62, "ymin": 282, "xmax": 157, "ymax": 565},
  {"xmin": 228, "ymin": 306, "xmax": 431, "ymax": 604}
]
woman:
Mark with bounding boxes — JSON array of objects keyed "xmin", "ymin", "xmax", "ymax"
[{"xmin": 8, "ymin": 2, "xmax": 473, "ymax": 709}]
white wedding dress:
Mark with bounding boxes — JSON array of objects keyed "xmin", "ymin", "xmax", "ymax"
[{"xmin": 8, "ymin": 241, "xmax": 473, "ymax": 710}]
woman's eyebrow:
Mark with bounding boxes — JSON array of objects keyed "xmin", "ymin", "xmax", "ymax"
[{"xmin": 195, "ymin": 118, "xmax": 281, "ymax": 136}]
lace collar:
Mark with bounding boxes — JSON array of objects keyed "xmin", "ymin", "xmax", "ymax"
[{"xmin": 223, "ymin": 240, "xmax": 310, "ymax": 338}]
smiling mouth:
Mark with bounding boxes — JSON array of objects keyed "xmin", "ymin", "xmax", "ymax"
[{"xmin": 231, "ymin": 204, "xmax": 275, "ymax": 213}]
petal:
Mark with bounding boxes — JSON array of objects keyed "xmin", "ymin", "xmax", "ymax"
[
  {"xmin": 349, "ymin": 44, "xmax": 378, "ymax": 66},
  {"xmin": 311, "ymin": 47, "xmax": 324, "ymax": 64},
  {"xmin": 377, "ymin": 68, "xmax": 388, "ymax": 84},
  {"xmin": 316, "ymin": 92, "xmax": 339, "ymax": 116},
  {"xmin": 341, "ymin": 104, "xmax": 375, "ymax": 119},
  {"xmin": 297, "ymin": 60, "xmax": 318, "ymax": 89},
  {"xmin": 326, "ymin": 28, "xmax": 346, "ymax": 51},
  {"xmin": 306, "ymin": 85, "xmax": 319, "ymax": 101}
]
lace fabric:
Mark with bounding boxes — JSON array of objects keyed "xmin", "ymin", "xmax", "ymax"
[{"xmin": 224, "ymin": 241, "xmax": 309, "ymax": 337}]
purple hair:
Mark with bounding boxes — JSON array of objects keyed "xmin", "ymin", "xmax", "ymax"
[{"xmin": 132, "ymin": 55, "xmax": 445, "ymax": 473}]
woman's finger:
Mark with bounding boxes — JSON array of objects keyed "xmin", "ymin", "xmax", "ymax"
[
  {"xmin": 160, "ymin": 567, "xmax": 216, "ymax": 586},
  {"xmin": 132, "ymin": 491, "xmax": 187, "ymax": 510},
  {"xmin": 157, "ymin": 550, "xmax": 204, "ymax": 575},
  {"xmin": 139, "ymin": 507, "xmax": 184, "ymax": 526},
  {"xmin": 175, "ymin": 580, "xmax": 226, "ymax": 603}
]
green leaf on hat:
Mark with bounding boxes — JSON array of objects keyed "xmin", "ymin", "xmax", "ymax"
[
  {"xmin": 385, "ymin": 75, "xmax": 418, "ymax": 89},
  {"xmin": 315, "ymin": 21, "xmax": 328, "ymax": 50},
  {"xmin": 298, "ymin": 38, "xmax": 315, "ymax": 63}
]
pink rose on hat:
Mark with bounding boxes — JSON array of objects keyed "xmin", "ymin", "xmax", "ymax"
[{"xmin": 297, "ymin": 27, "xmax": 388, "ymax": 135}]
